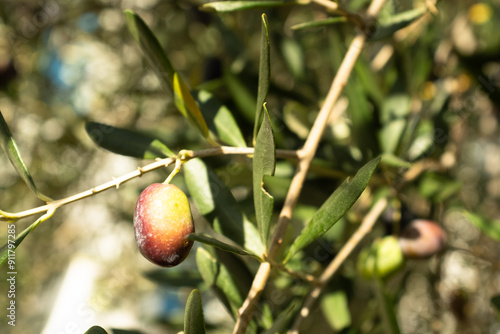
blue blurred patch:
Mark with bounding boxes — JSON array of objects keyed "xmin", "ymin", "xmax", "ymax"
[{"xmin": 77, "ymin": 12, "xmax": 99, "ymax": 33}]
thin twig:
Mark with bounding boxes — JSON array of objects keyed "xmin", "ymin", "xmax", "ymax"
[
  {"xmin": 288, "ymin": 197, "xmax": 388, "ymax": 334},
  {"xmin": 0, "ymin": 146, "xmax": 298, "ymax": 222},
  {"xmin": 269, "ymin": 258, "xmax": 318, "ymax": 284},
  {"xmin": 233, "ymin": 0, "xmax": 387, "ymax": 332},
  {"xmin": 311, "ymin": 0, "xmax": 338, "ymax": 11}
]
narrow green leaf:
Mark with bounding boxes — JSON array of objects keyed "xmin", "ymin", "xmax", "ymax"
[
  {"xmin": 253, "ymin": 106, "xmax": 276, "ymax": 249},
  {"xmin": 407, "ymin": 120, "xmax": 434, "ymax": 161},
  {"xmin": 491, "ymin": 295, "xmax": 500, "ymax": 311},
  {"xmin": 371, "ymin": 7, "xmax": 427, "ymax": 40},
  {"xmin": 192, "ymin": 90, "xmax": 247, "ymax": 147},
  {"xmin": 85, "ymin": 122, "xmax": 174, "ymax": 159},
  {"xmin": 418, "ymin": 172, "xmax": 461, "ymax": 202},
  {"xmin": 187, "ymin": 233, "xmax": 262, "ymax": 260},
  {"xmin": 464, "ymin": 211, "xmax": 500, "ymax": 243},
  {"xmin": 223, "ymin": 69, "xmax": 256, "ymax": 122},
  {"xmin": 344, "ymin": 71, "xmax": 378, "ymax": 156},
  {"xmin": 124, "ymin": 10, "xmax": 209, "ymax": 139},
  {"xmin": 145, "ymin": 270, "xmax": 202, "ymax": 288},
  {"xmin": 0, "ymin": 211, "xmax": 52, "ymax": 268},
  {"xmin": 184, "ymin": 289, "xmax": 206, "ymax": 334},
  {"xmin": 253, "ymin": 14, "xmax": 271, "ymax": 144},
  {"xmin": 84, "ymin": 326, "xmax": 109, "ymax": 334},
  {"xmin": 373, "ymin": 279, "xmax": 402, "ymax": 334},
  {"xmin": 123, "ymin": 10, "xmax": 174, "ymax": 91},
  {"xmin": 380, "ymin": 153, "xmax": 412, "ymax": 168},
  {"xmin": 378, "ymin": 94, "xmax": 411, "ymax": 154},
  {"xmin": 280, "ymin": 37, "xmax": 305, "ymax": 80},
  {"xmin": 261, "ymin": 300, "xmax": 300, "ymax": 334},
  {"xmin": 173, "ymin": 72, "xmax": 210, "ymax": 138},
  {"xmin": 321, "ymin": 291, "xmax": 352, "ymax": 331},
  {"xmin": 0, "ymin": 111, "xmax": 52, "ymax": 202},
  {"xmin": 196, "ymin": 248, "xmax": 252, "ymax": 320},
  {"xmin": 283, "ymin": 101, "xmax": 311, "ymax": 139},
  {"xmin": 291, "ymin": 17, "xmax": 347, "ymax": 30},
  {"xmin": 200, "ymin": 1, "xmax": 300, "ymax": 12},
  {"xmin": 184, "ymin": 159, "xmax": 265, "ymax": 256},
  {"xmin": 285, "ymin": 157, "xmax": 380, "ymax": 262},
  {"xmin": 354, "ymin": 57, "xmax": 385, "ymax": 111}
]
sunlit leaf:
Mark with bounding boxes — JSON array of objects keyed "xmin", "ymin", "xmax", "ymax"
[
  {"xmin": 184, "ymin": 159, "xmax": 265, "ymax": 256},
  {"xmin": 184, "ymin": 289, "xmax": 206, "ymax": 334},
  {"xmin": 200, "ymin": 1, "xmax": 300, "ymax": 12},
  {"xmin": 253, "ymin": 13, "xmax": 271, "ymax": 144},
  {"xmin": 380, "ymin": 153, "xmax": 412, "ymax": 168},
  {"xmin": 321, "ymin": 291, "xmax": 352, "ymax": 331},
  {"xmin": 371, "ymin": 7, "xmax": 428, "ymax": 40},
  {"xmin": 407, "ymin": 120, "xmax": 434, "ymax": 160},
  {"xmin": 285, "ymin": 157, "xmax": 380, "ymax": 262},
  {"xmin": 0, "ymin": 111, "xmax": 52, "ymax": 202},
  {"xmin": 253, "ymin": 106, "xmax": 276, "ymax": 249},
  {"xmin": 283, "ymin": 101, "xmax": 311, "ymax": 139},
  {"xmin": 124, "ymin": 10, "xmax": 209, "ymax": 139},
  {"xmin": 378, "ymin": 94, "xmax": 411, "ymax": 154},
  {"xmin": 187, "ymin": 233, "xmax": 262, "ymax": 260},
  {"xmin": 85, "ymin": 122, "xmax": 174, "ymax": 159},
  {"xmin": 173, "ymin": 72, "xmax": 210, "ymax": 138},
  {"xmin": 192, "ymin": 90, "xmax": 247, "ymax": 147},
  {"xmin": 464, "ymin": 211, "xmax": 500, "ymax": 243}
]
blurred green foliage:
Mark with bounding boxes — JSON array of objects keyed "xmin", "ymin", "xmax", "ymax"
[{"xmin": 1, "ymin": 0, "xmax": 500, "ymax": 334}]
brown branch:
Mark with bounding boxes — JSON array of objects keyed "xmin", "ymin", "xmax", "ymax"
[
  {"xmin": 288, "ymin": 197, "xmax": 388, "ymax": 333},
  {"xmin": 233, "ymin": 0, "xmax": 388, "ymax": 332},
  {"xmin": 0, "ymin": 146, "xmax": 299, "ymax": 222}
]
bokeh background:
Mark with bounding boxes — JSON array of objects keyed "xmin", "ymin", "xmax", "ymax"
[{"xmin": 0, "ymin": 0, "xmax": 500, "ymax": 333}]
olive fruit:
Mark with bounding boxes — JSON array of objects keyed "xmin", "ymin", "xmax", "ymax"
[
  {"xmin": 398, "ymin": 219, "xmax": 446, "ymax": 259},
  {"xmin": 133, "ymin": 183, "xmax": 194, "ymax": 267},
  {"xmin": 357, "ymin": 236, "xmax": 405, "ymax": 280}
]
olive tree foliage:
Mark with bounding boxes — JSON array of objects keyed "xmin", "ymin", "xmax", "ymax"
[{"xmin": 1, "ymin": 0, "xmax": 500, "ymax": 333}]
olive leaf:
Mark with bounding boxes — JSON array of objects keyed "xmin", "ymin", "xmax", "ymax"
[
  {"xmin": 200, "ymin": 1, "xmax": 300, "ymax": 12},
  {"xmin": 184, "ymin": 289, "xmax": 206, "ymax": 334},
  {"xmin": 184, "ymin": 159, "xmax": 265, "ymax": 256},
  {"xmin": 0, "ymin": 111, "xmax": 52, "ymax": 202},
  {"xmin": 124, "ymin": 10, "xmax": 209, "ymax": 139},
  {"xmin": 85, "ymin": 122, "xmax": 174, "ymax": 159},
  {"xmin": 0, "ymin": 210, "xmax": 54, "ymax": 268},
  {"xmin": 253, "ymin": 105, "xmax": 276, "ymax": 249},
  {"xmin": 187, "ymin": 233, "xmax": 262, "ymax": 261},
  {"xmin": 285, "ymin": 157, "xmax": 380, "ymax": 262},
  {"xmin": 253, "ymin": 13, "xmax": 271, "ymax": 145}
]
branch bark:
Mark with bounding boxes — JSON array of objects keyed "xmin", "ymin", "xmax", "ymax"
[
  {"xmin": 288, "ymin": 197, "xmax": 388, "ymax": 333},
  {"xmin": 0, "ymin": 146, "xmax": 298, "ymax": 222}
]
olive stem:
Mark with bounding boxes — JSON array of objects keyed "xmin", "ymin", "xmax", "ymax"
[{"xmin": 163, "ymin": 151, "xmax": 188, "ymax": 184}]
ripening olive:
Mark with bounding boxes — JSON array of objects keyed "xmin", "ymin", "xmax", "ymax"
[
  {"xmin": 398, "ymin": 219, "xmax": 446, "ymax": 260},
  {"xmin": 133, "ymin": 183, "xmax": 194, "ymax": 267}
]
